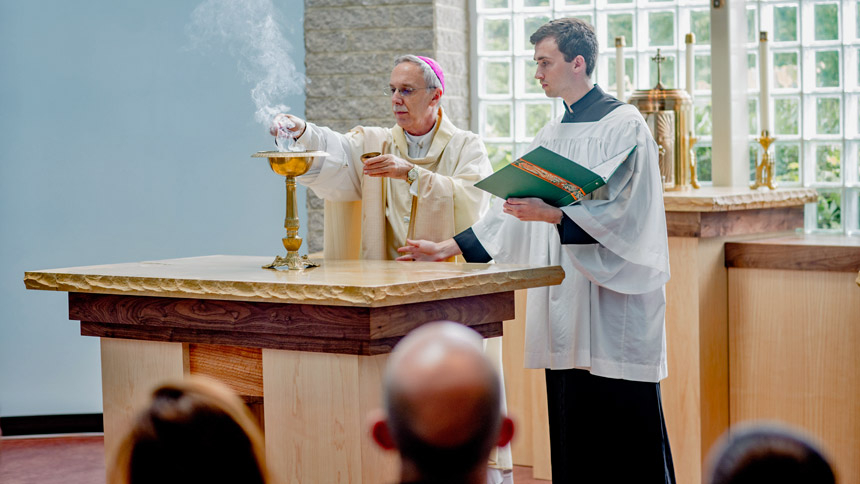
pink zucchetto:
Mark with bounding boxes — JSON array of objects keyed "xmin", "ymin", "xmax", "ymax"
[{"xmin": 416, "ymin": 55, "xmax": 445, "ymax": 94}]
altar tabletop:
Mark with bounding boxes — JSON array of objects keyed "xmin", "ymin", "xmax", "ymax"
[{"xmin": 24, "ymin": 255, "xmax": 564, "ymax": 308}]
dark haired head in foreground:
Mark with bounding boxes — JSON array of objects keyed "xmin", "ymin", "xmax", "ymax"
[
  {"xmin": 369, "ymin": 321, "xmax": 514, "ymax": 484},
  {"xmin": 111, "ymin": 376, "xmax": 268, "ymax": 484},
  {"xmin": 706, "ymin": 423, "xmax": 836, "ymax": 484}
]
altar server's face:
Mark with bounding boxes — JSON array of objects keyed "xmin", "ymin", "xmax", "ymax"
[
  {"xmin": 534, "ymin": 38, "xmax": 580, "ymax": 100},
  {"xmin": 389, "ymin": 62, "xmax": 442, "ymax": 136}
]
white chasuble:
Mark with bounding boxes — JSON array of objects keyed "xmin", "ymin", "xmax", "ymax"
[
  {"xmin": 472, "ymin": 104, "xmax": 671, "ymax": 383},
  {"xmin": 296, "ymin": 108, "xmax": 491, "ymax": 260}
]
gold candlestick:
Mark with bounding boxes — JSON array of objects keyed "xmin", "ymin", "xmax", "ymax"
[
  {"xmin": 751, "ymin": 131, "xmax": 777, "ymax": 190},
  {"xmin": 252, "ymin": 150, "xmax": 329, "ymax": 270},
  {"xmin": 688, "ymin": 131, "xmax": 700, "ymax": 189}
]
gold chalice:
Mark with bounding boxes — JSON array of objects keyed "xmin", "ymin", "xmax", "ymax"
[{"xmin": 252, "ymin": 150, "xmax": 329, "ymax": 270}]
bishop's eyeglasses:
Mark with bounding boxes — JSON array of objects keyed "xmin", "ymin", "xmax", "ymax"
[{"xmin": 383, "ymin": 86, "xmax": 435, "ymax": 97}]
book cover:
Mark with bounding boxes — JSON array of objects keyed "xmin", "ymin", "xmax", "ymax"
[{"xmin": 474, "ymin": 145, "xmax": 636, "ymax": 207}]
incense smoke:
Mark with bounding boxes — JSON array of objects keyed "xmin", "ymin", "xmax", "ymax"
[{"xmin": 186, "ymin": 0, "xmax": 305, "ymax": 151}]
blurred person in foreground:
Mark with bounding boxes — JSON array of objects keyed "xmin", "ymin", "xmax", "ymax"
[
  {"xmin": 706, "ymin": 422, "xmax": 836, "ymax": 484},
  {"xmin": 110, "ymin": 376, "xmax": 269, "ymax": 484},
  {"xmin": 368, "ymin": 321, "xmax": 515, "ymax": 484}
]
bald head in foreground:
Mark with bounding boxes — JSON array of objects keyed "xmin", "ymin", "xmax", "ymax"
[{"xmin": 369, "ymin": 321, "xmax": 514, "ymax": 484}]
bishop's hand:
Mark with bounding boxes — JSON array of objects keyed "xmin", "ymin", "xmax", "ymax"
[
  {"xmin": 503, "ymin": 197, "xmax": 563, "ymax": 224},
  {"xmin": 396, "ymin": 238, "xmax": 462, "ymax": 261},
  {"xmin": 269, "ymin": 114, "xmax": 305, "ymax": 138},
  {"xmin": 362, "ymin": 154, "xmax": 414, "ymax": 180}
]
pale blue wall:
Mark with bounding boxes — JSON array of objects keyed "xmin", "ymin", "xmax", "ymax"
[{"xmin": 0, "ymin": 1, "xmax": 306, "ymax": 416}]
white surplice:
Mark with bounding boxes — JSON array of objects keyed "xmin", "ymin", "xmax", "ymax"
[{"xmin": 472, "ymin": 103, "xmax": 670, "ymax": 383}]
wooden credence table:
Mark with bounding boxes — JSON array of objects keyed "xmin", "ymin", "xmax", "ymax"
[{"xmin": 24, "ymin": 255, "xmax": 564, "ymax": 484}]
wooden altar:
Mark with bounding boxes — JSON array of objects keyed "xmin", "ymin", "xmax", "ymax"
[{"xmin": 24, "ymin": 255, "xmax": 564, "ymax": 484}]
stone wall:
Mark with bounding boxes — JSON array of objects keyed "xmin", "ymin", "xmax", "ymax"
[{"xmin": 303, "ymin": 0, "xmax": 471, "ymax": 252}]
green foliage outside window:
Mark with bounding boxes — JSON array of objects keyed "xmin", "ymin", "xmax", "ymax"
[
  {"xmin": 486, "ymin": 144, "xmax": 513, "ymax": 172},
  {"xmin": 815, "ymin": 144, "xmax": 841, "ymax": 183},
  {"xmin": 485, "ymin": 61, "xmax": 510, "ymax": 95},
  {"xmin": 814, "ymin": 4, "xmax": 839, "ymax": 41},
  {"xmin": 649, "ymin": 12, "xmax": 674, "ymax": 46},
  {"xmin": 695, "ymin": 145, "xmax": 711, "ymax": 182},
  {"xmin": 525, "ymin": 104, "xmax": 552, "ymax": 138},
  {"xmin": 607, "ymin": 14, "xmax": 633, "ymax": 49},
  {"xmin": 749, "ymin": 99, "xmax": 758, "ymax": 135},
  {"xmin": 816, "ymin": 98, "xmax": 840, "ymax": 135},
  {"xmin": 747, "ymin": 8, "xmax": 757, "ymax": 43},
  {"xmin": 815, "ymin": 51, "xmax": 840, "ymax": 88},
  {"xmin": 485, "ymin": 104, "xmax": 511, "ymax": 138},
  {"xmin": 523, "ymin": 0, "xmax": 549, "ymax": 8},
  {"xmin": 816, "ymin": 190, "xmax": 842, "ymax": 230},
  {"xmin": 483, "ymin": 19, "xmax": 510, "ymax": 51},
  {"xmin": 695, "ymin": 101, "xmax": 712, "ymax": 136},
  {"xmin": 482, "ymin": 0, "xmax": 507, "ymax": 9},
  {"xmin": 695, "ymin": 55, "xmax": 711, "ymax": 90},
  {"xmin": 774, "ymin": 144, "xmax": 800, "ymax": 182},
  {"xmin": 774, "ymin": 6, "xmax": 798, "ymax": 42},
  {"xmin": 773, "ymin": 52, "xmax": 798, "ymax": 89},
  {"xmin": 690, "ymin": 10, "xmax": 710, "ymax": 43},
  {"xmin": 749, "ymin": 145, "xmax": 758, "ymax": 182},
  {"xmin": 524, "ymin": 17, "xmax": 550, "ymax": 50},
  {"xmin": 775, "ymin": 98, "xmax": 799, "ymax": 135}
]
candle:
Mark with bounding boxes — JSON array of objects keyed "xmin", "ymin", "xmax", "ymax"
[
  {"xmin": 615, "ymin": 36, "xmax": 625, "ymax": 102},
  {"xmin": 759, "ymin": 31, "xmax": 770, "ymax": 134},
  {"xmin": 685, "ymin": 33, "xmax": 695, "ymax": 135}
]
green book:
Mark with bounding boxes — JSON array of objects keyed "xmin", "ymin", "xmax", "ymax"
[{"xmin": 475, "ymin": 145, "xmax": 636, "ymax": 207}]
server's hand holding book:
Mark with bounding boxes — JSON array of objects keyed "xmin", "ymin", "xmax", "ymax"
[{"xmin": 475, "ymin": 145, "xmax": 636, "ymax": 207}]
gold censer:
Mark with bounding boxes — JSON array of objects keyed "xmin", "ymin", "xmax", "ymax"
[{"xmin": 252, "ymin": 150, "xmax": 329, "ymax": 270}]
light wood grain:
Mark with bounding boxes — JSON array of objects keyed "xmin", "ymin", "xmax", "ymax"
[
  {"xmin": 663, "ymin": 236, "xmax": 704, "ymax": 484},
  {"xmin": 729, "ymin": 268, "xmax": 860, "ymax": 484},
  {"xmin": 26, "ymin": 256, "xmax": 564, "ymax": 308},
  {"xmin": 357, "ymin": 353, "xmax": 399, "ymax": 483},
  {"xmin": 188, "ymin": 344, "xmax": 263, "ymax": 397},
  {"xmin": 262, "ymin": 349, "xmax": 396, "ymax": 484},
  {"xmin": 100, "ymin": 338, "xmax": 185, "ymax": 478},
  {"xmin": 502, "ymin": 290, "xmax": 532, "ymax": 467}
]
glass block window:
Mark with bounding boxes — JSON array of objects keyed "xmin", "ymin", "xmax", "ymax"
[
  {"xmin": 475, "ymin": 0, "xmax": 712, "ymax": 174},
  {"xmin": 753, "ymin": 0, "xmax": 860, "ymax": 234}
]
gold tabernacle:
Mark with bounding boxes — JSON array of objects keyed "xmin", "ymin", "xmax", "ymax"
[
  {"xmin": 628, "ymin": 49, "xmax": 696, "ymax": 191},
  {"xmin": 252, "ymin": 150, "xmax": 329, "ymax": 270}
]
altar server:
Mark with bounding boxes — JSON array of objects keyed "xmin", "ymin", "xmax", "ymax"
[{"xmin": 397, "ymin": 18, "xmax": 675, "ymax": 483}]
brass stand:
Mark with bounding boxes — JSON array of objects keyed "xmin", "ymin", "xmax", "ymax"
[
  {"xmin": 751, "ymin": 131, "xmax": 777, "ymax": 190},
  {"xmin": 252, "ymin": 151, "xmax": 329, "ymax": 270}
]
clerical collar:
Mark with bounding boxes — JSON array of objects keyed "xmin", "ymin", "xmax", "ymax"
[
  {"xmin": 404, "ymin": 119, "xmax": 438, "ymax": 159},
  {"xmin": 561, "ymin": 84, "xmax": 624, "ymax": 123}
]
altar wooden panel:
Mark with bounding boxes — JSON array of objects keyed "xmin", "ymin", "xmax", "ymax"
[{"xmin": 728, "ymin": 268, "xmax": 860, "ymax": 484}]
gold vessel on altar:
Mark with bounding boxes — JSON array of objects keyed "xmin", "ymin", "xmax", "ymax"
[
  {"xmin": 252, "ymin": 150, "xmax": 328, "ymax": 270},
  {"xmin": 627, "ymin": 51, "xmax": 694, "ymax": 191}
]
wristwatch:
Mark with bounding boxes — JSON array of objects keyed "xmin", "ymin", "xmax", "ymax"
[{"xmin": 406, "ymin": 166, "xmax": 418, "ymax": 185}]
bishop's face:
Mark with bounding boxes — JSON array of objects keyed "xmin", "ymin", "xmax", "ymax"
[
  {"xmin": 533, "ymin": 38, "xmax": 577, "ymax": 100},
  {"xmin": 389, "ymin": 62, "xmax": 440, "ymax": 136}
]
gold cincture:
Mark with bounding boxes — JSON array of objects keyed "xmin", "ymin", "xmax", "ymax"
[
  {"xmin": 628, "ymin": 48, "xmax": 697, "ymax": 191},
  {"xmin": 751, "ymin": 131, "xmax": 777, "ymax": 190},
  {"xmin": 252, "ymin": 150, "xmax": 329, "ymax": 270}
]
